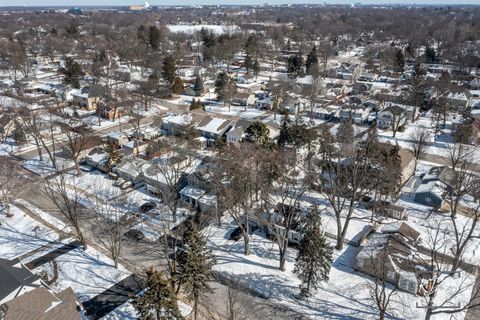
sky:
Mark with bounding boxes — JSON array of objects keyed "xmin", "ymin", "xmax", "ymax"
[{"xmin": 0, "ymin": 0, "xmax": 479, "ymax": 6}]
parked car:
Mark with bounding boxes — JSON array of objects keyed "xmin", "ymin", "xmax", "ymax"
[
  {"xmin": 140, "ymin": 201, "xmax": 157, "ymax": 213},
  {"xmin": 124, "ymin": 229, "xmax": 145, "ymax": 241}
]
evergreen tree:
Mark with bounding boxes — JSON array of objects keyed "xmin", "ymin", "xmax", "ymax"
[
  {"xmin": 244, "ymin": 53, "xmax": 253, "ymax": 72},
  {"xmin": 294, "ymin": 207, "xmax": 333, "ymax": 299},
  {"xmin": 105, "ymin": 142, "xmax": 123, "ymax": 171},
  {"xmin": 12, "ymin": 124, "xmax": 27, "ymax": 146},
  {"xmin": 193, "ymin": 76, "xmax": 204, "ymax": 96},
  {"xmin": 245, "ymin": 121, "xmax": 270, "ymax": 145},
  {"xmin": 148, "ymin": 25, "xmax": 161, "ymax": 50},
  {"xmin": 252, "ymin": 59, "xmax": 260, "ymax": 78},
  {"xmin": 277, "ymin": 115, "xmax": 293, "ymax": 147},
  {"xmin": 134, "ymin": 268, "xmax": 183, "ymax": 320},
  {"xmin": 63, "ymin": 56, "xmax": 84, "ymax": 88},
  {"xmin": 425, "ymin": 46, "xmax": 436, "ymax": 63},
  {"xmin": 305, "ymin": 45, "xmax": 319, "ymax": 75},
  {"xmin": 214, "ymin": 72, "xmax": 229, "ymax": 100},
  {"xmin": 394, "ymin": 49, "xmax": 405, "ymax": 72},
  {"xmin": 190, "ymin": 98, "xmax": 197, "ymax": 110},
  {"xmin": 178, "ymin": 228, "xmax": 214, "ymax": 320},
  {"xmin": 172, "ymin": 77, "xmax": 184, "ymax": 95},
  {"xmin": 287, "ymin": 53, "xmax": 304, "ymax": 77},
  {"xmin": 162, "ymin": 55, "xmax": 177, "ymax": 86}
]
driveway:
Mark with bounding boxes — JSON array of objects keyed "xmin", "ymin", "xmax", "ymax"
[{"xmin": 82, "ymin": 274, "xmax": 144, "ymax": 319}]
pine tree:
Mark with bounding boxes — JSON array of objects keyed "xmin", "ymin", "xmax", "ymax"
[
  {"xmin": 305, "ymin": 45, "xmax": 319, "ymax": 75},
  {"xmin": 394, "ymin": 49, "xmax": 405, "ymax": 73},
  {"xmin": 214, "ymin": 71, "xmax": 228, "ymax": 100},
  {"xmin": 193, "ymin": 76, "xmax": 204, "ymax": 96},
  {"xmin": 252, "ymin": 59, "xmax": 260, "ymax": 78},
  {"xmin": 162, "ymin": 55, "xmax": 177, "ymax": 86},
  {"xmin": 178, "ymin": 228, "xmax": 214, "ymax": 320},
  {"xmin": 105, "ymin": 142, "xmax": 123, "ymax": 171},
  {"xmin": 245, "ymin": 121, "xmax": 270, "ymax": 145},
  {"xmin": 12, "ymin": 124, "xmax": 27, "ymax": 146},
  {"xmin": 134, "ymin": 268, "xmax": 183, "ymax": 320},
  {"xmin": 277, "ymin": 115, "xmax": 293, "ymax": 147},
  {"xmin": 148, "ymin": 25, "xmax": 161, "ymax": 50},
  {"xmin": 64, "ymin": 57, "xmax": 84, "ymax": 88},
  {"xmin": 172, "ymin": 77, "xmax": 184, "ymax": 95},
  {"xmin": 244, "ymin": 53, "xmax": 253, "ymax": 72},
  {"xmin": 294, "ymin": 208, "xmax": 333, "ymax": 299},
  {"xmin": 190, "ymin": 98, "xmax": 197, "ymax": 110}
]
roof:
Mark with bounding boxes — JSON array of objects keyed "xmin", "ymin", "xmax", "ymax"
[
  {"xmin": 3, "ymin": 287, "xmax": 79, "ymax": 320},
  {"xmin": 0, "ymin": 258, "xmax": 40, "ymax": 303}
]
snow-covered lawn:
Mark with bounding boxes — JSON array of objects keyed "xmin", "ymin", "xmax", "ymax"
[
  {"xmin": 206, "ymin": 218, "xmax": 475, "ymax": 320},
  {"xmin": 23, "ymin": 156, "xmax": 74, "ymax": 177},
  {"xmin": 36, "ymin": 246, "xmax": 131, "ymax": 302},
  {"xmin": 100, "ymin": 298, "xmax": 192, "ymax": 320},
  {"xmin": 15, "ymin": 199, "xmax": 72, "ymax": 233},
  {"xmin": 0, "ymin": 205, "xmax": 60, "ymax": 259}
]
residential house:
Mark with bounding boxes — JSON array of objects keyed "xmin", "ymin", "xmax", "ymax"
[
  {"xmin": 303, "ymin": 104, "xmax": 339, "ymax": 120},
  {"xmin": 106, "ymin": 131, "xmax": 129, "ymax": 147},
  {"xmin": 195, "ymin": 116, "xmax": 233, "ymax": 143},
  {"xmin": 85, "ymin": 148, "xmax": 109, "ymax": 172},
  {"xmin": 113, "ymin": 157, "xmax": 149, "ymax": 186},
  {"xmin": 414, "ymin": 166, "xmax": 456, "ymax": 208},
  {"xmin": 356, "ymin": 223, "xmax": 432, "ymax": 295},
  {"xmin": 161, "ymin": 112, "xmax": 206, "ymax": 136},
  {"xmin": 339, "ymin": 104, "xmax": 370, "ymax": 124},
  {"xmin": 378, "ymin": 143, "xmax": 416, "ymax": 185},
  {"xmin": 377, "ymin": 105, "xmax": 407, "ymax": 129},
  {"xmin": 232, "ymin": 92, "xmax": 256, "ymax": 107},
  {"xmin": 225, "ymin": 119, "xmax": 252, "ymax": 146},
  {"xmin": 0, "ymin": 258, "xmax": 80, "ymax": 320},
  {"xmin": 71, "ymin": 84, "xmax": 106, "ymax": 111}
]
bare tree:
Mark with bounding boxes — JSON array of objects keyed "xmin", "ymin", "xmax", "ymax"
[
  {"xmin": 43, "ymin": 174, "xmax": 87, "ymax": 249},
  {"xmin": 0, "ymin": 157, "xmax": 18, "ymax": 219},
  {"xmin": 58, "ymin": 123, "xmax": 97, "ymax": 176},
  {"xmin": 90, "ymin": 184, "xmax": 135, "ymax": 268},
  {"xmin": 408, "ymin": 128, "xmax": 431, "ymax": 170}
]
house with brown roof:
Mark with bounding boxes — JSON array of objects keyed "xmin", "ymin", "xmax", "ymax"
[{"xmin": 0, "ymin": 258, "xmax": 80, "ymax": 320}]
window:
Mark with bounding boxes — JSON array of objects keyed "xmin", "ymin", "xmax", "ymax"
[{"xmin": 425, "ymin": 196, "xmax": 432, "ymax": 203}]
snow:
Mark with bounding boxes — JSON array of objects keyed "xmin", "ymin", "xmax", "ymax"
[
  {"xmin": 15, "ymin": 199, "xmax": 72, "ymax": 233},
  {"xmin": 206, "ymin": 218, "xmax": 475, "ymax": 320},
  {"xmin": 100, "ymin": 298, "xmax": 192, "ymax": 320},
  {"xmin": 0, "ymin": 205, "xmax": 60, "ymax": 259},
  {"xmin": 167, "ymin": 24, "xmax": 239, "ymax": 35},
  {"xmin": 36, "ymin": 246, "xmax": 131, "ymax": 302}
]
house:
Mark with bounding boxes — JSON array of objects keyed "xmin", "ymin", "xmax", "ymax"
[
  {"xmin": 162, "ymin": 113, "xmax": 206, "ymax": 136},
  {"xmin": 71, "ymin": 84, "xmax": 106, "ymax": 111},
  {"xmin": 414, "ymin": 166, "xmax": 456, "ymax": 208},
  {"xmin": 0, "ymin": 258, "xmax": 80, "ymax": 320},
  {"xmin": 377, "ymin": 105, "xmax": 407, "ymax": 129},
  {"xmin": 85, "ymin": 148, "xmax": 109, "ymax": 172},
  {"xmin": 356, "ymin": 223, "xmax": 432, "ymax": 295},
  {"xmin": 225, "ymin": 119, "xmax": 252, "ymax": 146},
  {"xmin": 232, "ymin": 92, "xmax": 255, "ymax": 107},
  {"xmin": 377, "ymin": 203, "xmax": 408, "ymax": 220},
  {"xmin": 304, "ymin": 104, "xmax": 339, "ymax": 120},
  {"xmin": 122, "ymin": 140, "xmax": 148, "ymax": 156},
  {"xmin": 113, "ymin": 157, "xmax": 149, "ymax": 186},
  {"xmin": 106, "ymin": 131, "xmax": 129, "ymax": 147},
  {"xmin": 195, "ymin": 116, "xmax": 233, "ymax": 142},
  {"xmin": 381, "ymin": 143, "xmax": 416, "ymax": 185},
  {"xmin": 339, "ymin": 104, "xmax": 370, "ymax": 124}
]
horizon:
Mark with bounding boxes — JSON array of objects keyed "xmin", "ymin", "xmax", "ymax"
[{"xmin": 0, "ymin": 0, "xmax": 479, "ymax": 8}]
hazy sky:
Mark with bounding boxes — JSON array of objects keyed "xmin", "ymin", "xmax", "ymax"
[{"xmin": 0, "ymin": 0, "xmax": 479, "ymax": 6}]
